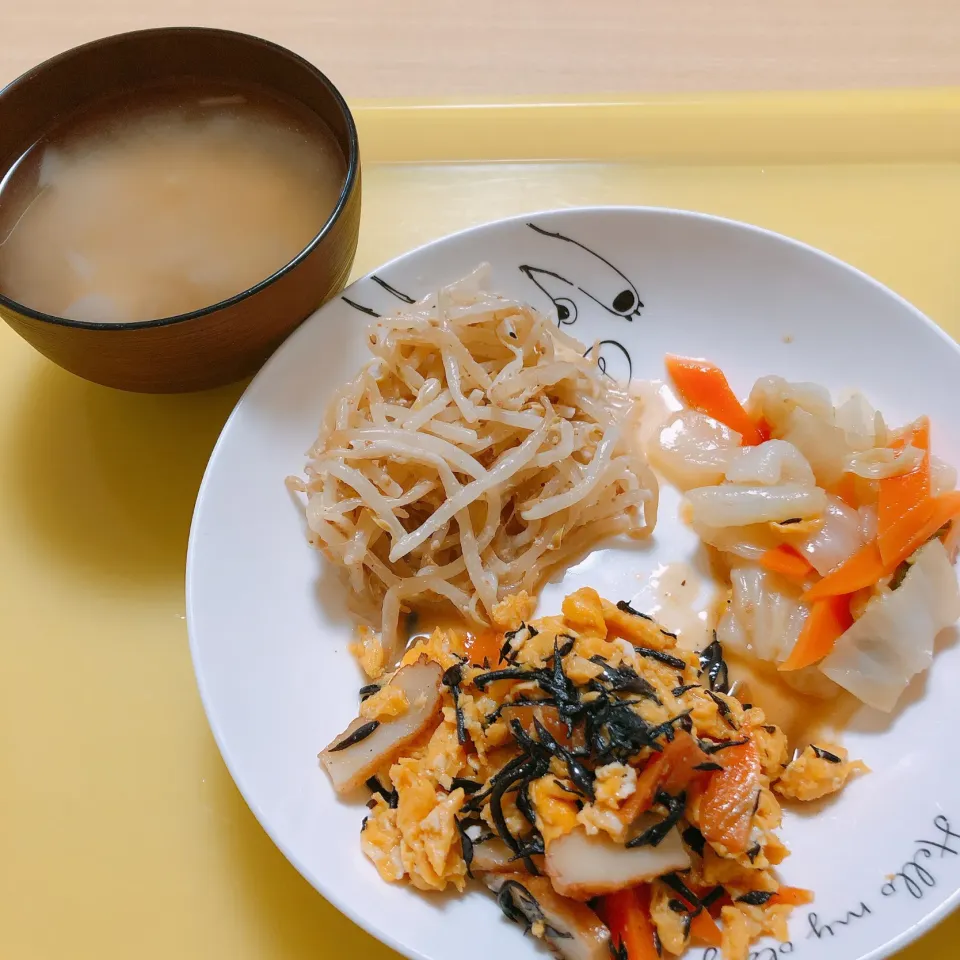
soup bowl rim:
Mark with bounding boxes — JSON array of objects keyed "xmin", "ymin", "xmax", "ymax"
[{"xmin": 0, "ymin": 25, "xmax": 360, "ymax": 332}]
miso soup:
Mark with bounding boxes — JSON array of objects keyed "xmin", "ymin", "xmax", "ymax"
[{"xmin": 0, "ymin": 80, "xmax": 347, "ymax": 323}]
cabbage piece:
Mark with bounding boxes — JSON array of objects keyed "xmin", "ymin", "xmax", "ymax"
[
  {"xmin": 748, "ymin": 376, "xmax": 834, "ymax": 435},
  {"xmin": 692, "ymin": 520, "xmax": 783, "ymax": 561},
  {"xmin": 799, "ymin": 495, "xmax": 864, "ymax": 575},
  {"xmin": 844, "ymin": 445, "xmax": 924, "ymax": 480},
  {"xmin": 779, "ymin": 665, "xmax": 843, "ymax": 699},
  {"xmin": 932, "ymin": 454, "xmax": 958, "ymax": 497},
  {"xmin": 820, "ymin": 540, "xmax": 960, "ymax": 711},
  {"xmin": 780, "ymin": 407, "xmax": 850, "ymax": 489},
  {"xmin": 650, "ymin": 410, "xmax": 740, "ymax": 491},
  {"xmin": 716, "ymin": 565, "xmax": 809, "ymax": 662},
  {"xmin": 724, "ymin": 439, "xmax": 816, "ymax": 487},
  {"xmin": 834, "ymin": 390, "xmax": 887, "ymax": 452},
  {"xmin": 686, "ymin": 483, "xmax": 826, "ymax": 528}
]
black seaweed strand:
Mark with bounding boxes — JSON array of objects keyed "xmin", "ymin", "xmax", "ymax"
[
  {"xmin": 365, "ymin": 776, "xmax": 399, "ymax": 808},
  {"xmin": 706, "ymin": 690, "xmax": 739, "ymax": 729},
  {"xmin": 682, "ymin": 825, "xmax": 706, "ymax": 857},
  {"xmin": 451, "ymin": 777, "xmax": 483, "ymax": 795},
  {"xmin": 626, "ymin": 790, "xmax": 686, "ymax": 848},
  {"xmin": 616, "ymin": 600, "xmax": 654, "ymax": 620},
  {"xmin": 635, "ymin": 647, "xmax": 687, "ymax": 671},
  {"xmin": 442, "ymin": 664, "xmax": 468, "ymax": 746},
  {"xmin": 661, "ymin": 873, "xmax": 702, "ymax": 911},
  {"xmin": 698, "ymin": 636, "xmax": 730, "ymax": 694},
  {"xmin": 736, "ymin": 890, "xmax": 774, "ymax": 906},
  {"xmin": 701, "ymin": 887, "xmax": 725, "ymax": 910},
  {"xmin": 700, "ymin": 737, "xmax": 750, "ymax": 755},
  {"xmin": 329, "ymin": 720, "xmax": 380, "ymax": 751}
]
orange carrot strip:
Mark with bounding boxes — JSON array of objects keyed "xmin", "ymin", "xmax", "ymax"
[
  {"xmin": 769, "ymin": 886, "xmax": 815, "ymax": 907},
  {"xmin": 891, "ymin": 417, "xmax": 930, "ymax": 454},
  {"xmin": 802, "ymin": 541, "xmax": 886, "ymax": 601},
  {"xmin": 759, "ymin": 545, "xmax": 817, "ymax": 584},
  {"xmin": 889, "ymin": 490, "xmax": 960, "ymax": 568},
  {"xmin": 699, "ymin": 740, "xmax": 761, "ymax": 854},
  {"xmin": 662, "ymin": 885, "xmax": 724, "ymax": 947},
  {"xmin": 464, "ymin": 629, "xmax": 502, "ymax": 666},
  {"xmin": 619, "ymin": 732, "xmax": 711, "ymax": 824},
  {"xmin": 600, "ymin": 885, "xmax": 660, "ymax": 960},
  {"xmin": 665, "ymin": 355, "xmax": 764, "ymax": 446},
  {"xmin": 806, "ymin": 490, "xmax": 960, "ymax": 602},
  {"xmin": 779, "ymin": 594, "xmax": 853, "ymax": 671},
  {"xmin": 877, "ymin": 418, "xmax": 932, "ymax": 566},
  {"xmin": 831, "ymin": 473, "xmax": 860, "ymax": 508},
  {"xmin": 689, "ymin": 910, "xmax": 723, "ymax": 947}
]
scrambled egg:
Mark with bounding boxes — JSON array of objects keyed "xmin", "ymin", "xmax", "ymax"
[
  {"xmin": 491, "ymin": 591, "xmax": 537, "ymax": 631},
  {"xmin": 775, "ymin": 744, "xmax": 869, "ymax": 801},
  {"xmin": 345, "ymin": 587, "xmax": 867, "ymax": 960},
  {"xmin": 350, "ymin": 624, "xmax": 385, "ymax": 679},
  {"xmin": 359, "ymin": 685, "xmax": 409, "ymax": 721},
  {"xmin": 401, "ymin": 627, "xmax": 465, "ymax": 671},
  {"xmin": 362, "ymin": 743, "xmax": 468, "ymax": 892}
]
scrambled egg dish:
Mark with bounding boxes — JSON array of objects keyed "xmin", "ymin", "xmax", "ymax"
[{"xmin": 320, "ymin": 589, "xmax": 867, "ymax": 960}]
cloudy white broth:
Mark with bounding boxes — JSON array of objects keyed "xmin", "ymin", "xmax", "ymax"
[{"xmin": 0, "ymin": 80, "xmax": 346, "ymax": 323}]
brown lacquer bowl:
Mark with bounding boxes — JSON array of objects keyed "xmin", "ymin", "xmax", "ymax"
[{"xmin": 0, "ymin": 27, "xmax": 361, "ymax": 392}]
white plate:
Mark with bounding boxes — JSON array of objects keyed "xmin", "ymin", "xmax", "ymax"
[{"xmin": 187, "ymin": 207, "xmax": 960, "ymax": 960}]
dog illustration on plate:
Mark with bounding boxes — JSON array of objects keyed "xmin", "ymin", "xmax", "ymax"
[
  {"xmin": 583, "ymin": 339, "xmax": 633, "ymax": 386},
  {"xmin": 519, "ymin": 222, "xmax": 643, "ymax": 326}
]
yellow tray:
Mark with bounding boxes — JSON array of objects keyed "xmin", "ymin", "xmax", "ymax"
[{"xmin": 3, "ymin": 89, "xmax": 960, "ymax": 960}]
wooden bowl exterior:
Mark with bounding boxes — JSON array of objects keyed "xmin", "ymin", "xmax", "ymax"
[{"xmin": 0, "ymin": 28, "xmax": 361, "ymax": 393}]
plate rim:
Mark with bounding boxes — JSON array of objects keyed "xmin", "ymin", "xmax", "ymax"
[{"xmin": 185, "ymin": 204, "xmax": 960, "ymax": 960}]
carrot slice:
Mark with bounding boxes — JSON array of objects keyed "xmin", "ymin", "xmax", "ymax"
[
  {"xmin": 890, "ymin": 489, "xmax": 960, "ymax": 567},
  {"xmin": 805, "ymin": 490, "xmax": 960, "ymax": 601},
  {"xmin": 802, "ymin": 541, "xmax": 886, "ymax": 601},
  {"xmin": 689, "ymin": 907, "xmax": 723, "ymax": 947},
  {"xmin": 877, "ymin": 418, "xmax": 932, "ymax": 566},
  {"xmin": 659, "ymin": 883, "xmax": 723, "ymax": 947},
  {"xmin": 831, "ymin": 472, "xmax": 860, "ymax": 508},
  {"xmin": 769, "ymin": 886, "xmax": 815, "ymax": 907},
  {"xmin": 699, "ymin": 740, "xmax": 761, "ymax": 855},
  {"xmin": 619, "ymin": 732, "xmax": 711, "ymax": 824},
  {"xmin": 779, "ymin": 594, "xmax": 853, "ymax": 671},
  {"xmin": 759, "ymin": 545, "xmax": 817, "ymax": 584},
  {"xmin": 600, "ymin": 885, "xmax": 660, "ymax": 960},
  {"xmin": 464, "ymin": 628, "xmax": 502, "ymax": 666},
  {"xmin": 665, "ymin": 355, "xmax": 765, "ymax": 446}
]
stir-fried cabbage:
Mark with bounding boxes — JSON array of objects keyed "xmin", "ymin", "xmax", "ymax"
[
  {"xmin": 716, "ymin": 565, "xmax": 808, "ymax": 662},
  {"xmin": 686, "ymin": 483, "xmax": 827, "ymax": 528},
  {"xmin": 845, "ymin": 445, "xmax": 924, "ymax": 480},
  {"xmin": 649, "ymin": 410, "xmax": 740, "ymax": 491},
  {"xmin": 932, "ymin": 455, "xmax": 959, "ymax": 496},
  {"xmin": 779, "ymin": 407, "xmax": 849, "ymax": 489},
  {"xmin": 691, "ymin": 520, "xmax": 782, "ymax": 561},
  {"xmin": 820, "ymin": 541, "xmax": 960, "ymax": 711},
  {"xmin": 654, "ymin": 366, "xmax": 960, "ymax": 714},
  {"xmin": 725, "ymin": 440, "xmax": 816, "ymax": 486},
  {"xmin": 799, "ymin": 496, "xmax": 863, "ymax": 576},
  {"xmin": 834, "ymin": 390, "xmax": 888, "ymax": 452},
  {"xmin": 748, "ymin": 376, "xmax": 833, "ymax": 431}
]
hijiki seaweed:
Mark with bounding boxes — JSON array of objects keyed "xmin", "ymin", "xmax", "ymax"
[{"xmin": 334, "ymin": 587, "xmax": 868, "ymax": 960}]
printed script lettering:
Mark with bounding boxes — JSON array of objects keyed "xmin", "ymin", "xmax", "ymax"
[{"xmin": 700, "ymin": 815, "xmax": 956, "ymax": 958}]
